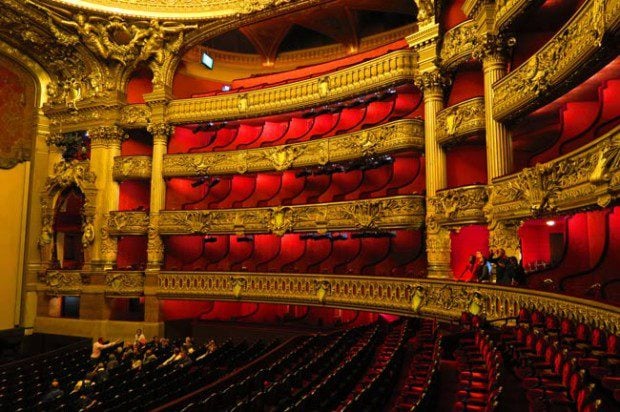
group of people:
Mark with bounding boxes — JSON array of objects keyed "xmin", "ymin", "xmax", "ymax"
[
  {"xmin": 458, "ymin": 248, "xmax": 526, "ymax": 285},
  {"xmin": 40, "ymin": 329, "xmax": 218, "ymax": 409}
]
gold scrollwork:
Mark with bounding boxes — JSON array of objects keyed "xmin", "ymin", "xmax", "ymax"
[
  {"xmin": 436, "ymin": 98, "xmax": 485, "ymax": 145},
  {"xmin": 107, "ymin": 211, "xmax": 150, "ymax": 235},
  {"xmin": 112, "ymin": 156, "xmax": 152, "ymax": 181},
  {"xmin": 428, "ymin": 185, "xmax": 489, "ymax": 227},
  {"xmin": 439, "ymin": 20, "xmax": 477, "ymax": 70},
  {"xmin": 162, "ymin": 119, "xmax": 423, "ymax": 177},
  {"xmin": 45, "ymin": 270, "xmax": 84, "ymax": 295},
  {"xmin": 105, "ymin": 272, "xmax": 145, "ymax": 296}
]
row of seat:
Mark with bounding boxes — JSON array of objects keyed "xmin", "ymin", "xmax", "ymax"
[
  {"xmin": 162, "ymin": 230, "xmax": 424, "ymax": 277},
  {"xmin": 159, "ymin": 153, "xmax": 423, "ymax": 210}
]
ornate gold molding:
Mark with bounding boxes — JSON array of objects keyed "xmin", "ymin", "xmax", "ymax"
[
  {"xmin": 436, "ymin": 97, "xmax": 485, "ymax": 145},
  {"xmin": 108, "ymin": 196, "xmax": 425, "ymax": 236},
  {"xmin": 158, "ymin": 195, "xmax": 424, "ymax": 235},
  {"xmin": 164, "ymin": 50, "xmax": 416, "ymax": 124},
  {"xmin": 46, "ymin": 106, "xmax": 121, "ymax": 133},
  {"xmin": 105, "ymin": 272, "xmax": 145, "ymax": 296},
  {"xmin": 46, "ymin": 0, "xmax": 297, "ymax": 20},
  {"xmin": 107, "ymin": 211, "xmax": 150, "ymax": 235},
  {"xmin": 156, "ymin": 272, "xmax": 620, "ymax": 333},
  {"xmin": 120, "ymin": 105, "xmax": 151, "ymax": 128},
  {"xmin": 486, "ymin": 126, "xmax": 620, "ymax": 223},
  {"xmin": 493, "ymin": 0, "xmax": 619, "ymax": 121},
  {"xmin": 112, "ymin": 156, "xmax": 152, "ymax": 181},
  {"xmin": 160, "ymin": 119, "xmax": 423, "ymax": 178},
  {"xmin": 428, "ymin": 185, "xmax": 489, "ymax": 227},
  {"xmin": 439, "ymin": 20, "xmax": 477, "ymax": 70},
  {"xmin": 43, "ymin": 270, "xmax": 86, "ymax": 295}
]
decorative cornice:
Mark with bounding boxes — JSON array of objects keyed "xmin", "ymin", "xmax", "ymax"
[
  {"xmin": 108, "ymin": 196, "xmax": 425, "ymax": 236},
  {"xmin": 119, "ymin": 105, "xmax": 151, "ymax": 128},
  {"xmin": 112, "ymin": 156, "xmax": 153, "ymax": 181},
  {"xmin": 495, "ymin": 0, "xmax": 541, "ymax": 31},
  {"xmin": 436, "ymin": 97, "xmax": 485, "ymax": 145},
  {"xmin": 439, "ymin": 20, "xmax": 477, "ymax": 70},
  {"xmin": 161, "ymin": 119, "xmax": 423, "ymax": 178},
  {"xmin": 159, "ymin": 195, "xmax": 425, "ymax": 235},
  {"xmin": 164, "ymin": 50, "xmax": 416, "ymax": 124},
  {"xmin": 486, "ymin": 126, "xmax": 620, "ymax": 223},
  {"xmin": 46, "ymin": 105, "xmax": 121, "ymax": 133},
  {"xmin": 493, "ymin": 0, "xmax": 619, "ymax": 122},
  {"xmin": 428, "ymin": 185, "xmax": 489, "ymax": 228},
  {"xmin": 43, "ymin": 270, "xmax": 86, "ymax": 295},
  {"xmin": 105, "ymin": 272, "xmax": 144, "ymax": 296},
  {"xmin": 107, "ymin": 211, "xmax": 150, "ymax": 235},
  {"xmin": 43, "ymin": 160, "xmax": 96, "ymax": 193},
  {"xmin": 156, "ymin": 273, "xmax": 620, "ymax": 333}
]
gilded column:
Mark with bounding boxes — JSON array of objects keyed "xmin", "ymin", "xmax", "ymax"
[
  {"xmin": 415, "ymin": 71, "xmax": 448, "ymax": 197},
  {"xmin": 88, "ymin": 126, "xmax": 125, "ymax": 270},
  {"xmin": 415, "ymin": 70, "xmax": 452, "ymax": 278},
  {"xmin": 477, "ymin": 34, "xmax": 514, "ymax": 181},
  {"xmin": 146, "ymin": 123, "xmax": 173, "ymax": 270}
]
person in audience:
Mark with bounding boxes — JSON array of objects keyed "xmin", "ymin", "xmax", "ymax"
[
  {"xmin": 183, "ymin": 336, "xmax": 195, "ymax": 354},
  {"xmin": 509, "ymin": 256, "xmax": 526, "ymax": 286},
  {"xmin": 134, "ymin": 328, "xmax": 147, "ymax": 346},
  {"xmin": 457, "ymin": 255, "xmax": 476, "ymax": 282},
  {"xmin": 75, "ymin": 393, "xmax": 97, "ymax": 410},
  {"xmin": 474, "ymin": 251, "xmax": 490, "ymax": 282},
  {"xmin": 71, "ymin": 372, "xmax": 96, "ymax": 395},
  {"xmin": 196, "ymin": 340, "xmax": 218, "ymax": 361},
  {"xmin": 491, "ymin": 248, "xmax": 511, "ymax": 285},
  {"xmin": 176, "ymin": 350, "xmax": 193, "ymax": 368},
  {"xmin": 161, "ymin": 347, "xmax": 182, "ymax": 367},
  {"xmin": 91, "ymin": 337, "xmax": 119, "ymax": 362},
  {"xmin": 106, "ymin": 353, "xmax": 119, "ymax": 371},
  {"xmin": 143, "ymin": 349, "xmax": 158, "ymax": 366},
  {"xmin": 40, "ymin": 379, "xmax": 64, "ymax": 404},
  {"xmin": 92, "ymin": 362, "xmax": 109, "ymax": 384}
]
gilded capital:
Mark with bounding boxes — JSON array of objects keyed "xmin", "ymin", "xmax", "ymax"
[
  {"xmin": 473, "ymin": 34, "xmax": 515, "ymax": 66},
  {"xmin": 147, "ymin": 123, "xmax": 174, "ymax": 143},
  {"xmin": 88, "ymin": 126, "xmax": 127, "ymax": 147},
  {"xmin": 414, "ymin": 70, "xmax": 451, "ymax": 96}
]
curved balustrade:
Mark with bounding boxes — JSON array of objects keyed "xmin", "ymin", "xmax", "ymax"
[
  {"xmin": 165, "ymin": 50, "xmax": 417, "ymax": 124},
  {"xmin": 487, "ymin": 126, "xmax": 620, "ymax": 223},
  {"xmin": 108, "ymin": 195, "xmax": 425, "ymax": 235},
  {"xmin": 495, "ymin": 0, "xmax": 541, "ymax": 30},
  {"xmin": 439, "ymin": 20, "xmax": 477, "ymax": 70},
  {"xmin": 436, "ymin": 97, "xmax": 485, "ymax": 145},
  {"xmin": 493, "ymin": 0, "xmax": 620, "ymax": 121}
]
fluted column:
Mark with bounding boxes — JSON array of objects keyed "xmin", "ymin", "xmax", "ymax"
[
  {"xmin": 415, "ymin": 71, "xmax": 452, "ymax": 278},
  {"xmin": 146, "ymin": 123, "xmax": 173, "ymax": 270},
  {"xmin": 478, "ymin": 35, "xmax": 514, "ymax": 181},
  {"xmin": 88, "ymin": 126, "xmax": 126, "ymax": 270}
]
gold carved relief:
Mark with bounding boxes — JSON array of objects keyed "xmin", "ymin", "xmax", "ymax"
[
  {"xmin": 130, "ymin": 195, "xmax": 427, "ymax": 236},
  {"xmin": 105, "ymin": 272, "xmax": 145, "ymax": 296},
  {"xmin": 112, "ymin": 156, "xmax": 152, "ymax": 180},
  {"xmin": 45, "ymin": 270, "xmax": 84, "ymax": 295},
  {"xmin": 161, "ymin": 119, "xmax": 423, "ymax": 178},
  {"xmin": 165, "ymin": 50, "xmax": 417, "ymax": 123},
  {"xmin": 493, "ymin": 0, "xmax": 616, "ymax": 121},
  {"xmin": 439, "ymin": 20, "xmax": 477, "ymax": 70},
  {"xmin": 436, "ymin": 97, "xmax": 485, "ymax": 145},
  {"xmin": 155, "ymin": 273, "xmax": 620, "ymax": 333},
  {"xmin": 428, "ymin": 185, "xmax": 488, "ymax": 227}
]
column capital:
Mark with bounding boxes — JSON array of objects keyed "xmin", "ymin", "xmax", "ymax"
[
  {"xmin": 473, "ymin": 33, "xmax": 515, "ymax": 68},
  {"xmin": 147, "ymin": 123, "xmax": 174, "ymax": 143},
  {"xmin": 414, "ymin": 70, "xmax": 451, "ymax": 98},
  {"xmin": 88, "ymin": 125, "xmax": 127, "ymax": 148}
]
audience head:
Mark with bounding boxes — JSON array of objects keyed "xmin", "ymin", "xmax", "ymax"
[
  {"xmin": 97, "ymin": 337, "xmax": 104, "ymax": 344},
  {"xmin": 51, "ymin": 379, "xmax": 60, "ymax": 388}
]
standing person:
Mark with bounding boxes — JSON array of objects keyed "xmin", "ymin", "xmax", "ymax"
[
  {"xmin": 510, "ymin": 256, "xmax": 526, "ymax": 286},
  {"xmin": 473, "ymin": 251, "xmax": 490, "ymax": 282},
  {"xmin": 493, "ymin": 249, "xmax": 511, "ymax": 285},
  {"xmin": 91, "ymin": 337, "xmax": 119, "ymax": 363},
  {"xmin": 134, "ymin": 328, "xmax": 147, "ymax": 346}
]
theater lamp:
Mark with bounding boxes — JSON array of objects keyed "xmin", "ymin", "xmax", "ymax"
[
  {"xmin": 201, "ymin": 52, "xmax": 214, "ymax": 69},
  {"xmin": 546, "ymin": 220, "xmax": 556, "ymax": 226}
]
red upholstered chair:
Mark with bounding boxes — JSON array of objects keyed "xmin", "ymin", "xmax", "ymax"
[
  {"xmin": 515, "ymin": 341, "xmax": 560, "ymax": 380},
  {"xmin": 560, "ymin": 317, "xmax": 575, "ymax": 339},
  {"xmin": 517, "ymin": 308, "xmax": 531, "ymax": 325},
  {"xmin": 531, "ymin": 310, "xmax": 545, "ymax": 329},
  {"xmin": 521, "ymin": 353, "xmax": 572, "ymax": 390}
]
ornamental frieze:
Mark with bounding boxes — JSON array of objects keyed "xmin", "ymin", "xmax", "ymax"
[
  {"xmin": 486, "ymin": 126, "xmax": 619, "ymax": 222},
  {"xmin": 427, "ymin": 185, "xmax": 489, "ymax": 227},
  {"xmin": 439, "ymin": 20, "xmax": 477, "ymax": 70},
  {"xmin": 107, "ymin": 211, "xmax": 150, "ymax": 235},
  {"xmin": 160, "ymin": 119, "xmax": 423, "ymax": 178},
  {"xmin": 436, "ymin": 98, "xmax": 485, "ymax": 145},
  {"xmin": 44, "ymin": 270, "xmax": 85, "ymax": 295},
  {"xmin": 119, "ymin": 105, "xmax": 151, "ymax": 128},
  {"xmin": 165, "ymin": 50, "xmax": 416, "ymax": 124},
  {"xmin": 156, "ymin": 272, "xmax": 620, "ymax": 333},
  {"xmin": 149, "ymin": 195, "xmax": 425, "ymax": 236},
  {"xmin": 493, "ymin": 0, "xmax": 618, "ymax": 121},
  {"xmin": 104, "ymin": 272, "xmax": 145, "ymax": 296},
  {"xmin": 112, "ymin": 156, "xmax": 152, "ymax": 181}
]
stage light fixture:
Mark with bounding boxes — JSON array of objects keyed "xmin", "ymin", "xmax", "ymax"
[
  {"xmin": 546, "ymin": 220, "xmax": 556, "ymax": 226},
  {"xmin": 201, "ymin": 52, "xmax": 214, "ymax": 69}
]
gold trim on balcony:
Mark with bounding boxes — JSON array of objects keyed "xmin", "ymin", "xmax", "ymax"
[
  {"xmin": 108, "ymin": 211, "xmax": 150, "ymax": 235},
  {"xmin": 493, "ymin": 0, "xmax": 620, "ymax": 122},
  {"xmin": 428, "ymin": 185, "xmax": 488, "ymax": 227},
  {"xmin": 487, "ymin": 126, "xmax": 620, "ymax": 223},
  {"xmin": 156, "ymin": 272, "xmax": 620, "ymax": 333},
  {"xmin": 165, "ymin": 50, "xmax": 417, "ymax": 124},
  {"xmin": 436, "ymin": 97, "xmax": 485, "ymax": 145},
  {"xmin": 495, "ymin": 0, "xmax": 542, "ymax": 31},
  {"xmin": 105, "ymin": 272, "xmax": 145, "ymax": 297},
  {"xmin": 112, "ymin": 156, "xmax": 153, "ymax": 181},
  {"xmin": 158, "ymin": 195, "xmax": 425, "ymax": 235},
  {"xmin": 162, "ymin": 119, "xmax": 423, "ymax": 177},
  {"xmin": 439, "ymin": 20, "xmax": 477, "ymax": 70}
]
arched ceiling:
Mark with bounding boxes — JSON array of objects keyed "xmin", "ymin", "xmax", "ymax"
[{"xmin": 44, "ymin": 0, "xmax": 298, "ymax": 20}]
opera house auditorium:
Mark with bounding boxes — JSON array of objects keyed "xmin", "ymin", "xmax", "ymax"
[{"xmin": 0, "ymin": 0, "xmax": 618, "ymax": 410}]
